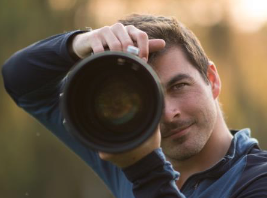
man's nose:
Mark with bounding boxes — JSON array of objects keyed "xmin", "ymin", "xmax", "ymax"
[{"xmin": 162, "ymin": 98, "xmax": 181, "ymax": 122}]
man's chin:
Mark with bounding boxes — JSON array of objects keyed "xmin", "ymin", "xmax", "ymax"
[
  {"xmin": 163, "ymin": 147, "xmax": 200, "ymax": 161},
  {"xmin": 161, "ymin": 139, "xmax": 203, "ymax": 161}
]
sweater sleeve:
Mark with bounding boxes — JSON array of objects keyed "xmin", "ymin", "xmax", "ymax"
[
  {"xmin": 1, "ymin": 31, "xmax": 88, "ymax": 151},
  {"xmin": 123, "ymin": 148, "xmax": 186, "ymax": 198},
  {"xmin": 2, "ymin": 31, "xmax": 82, "ymax": 101}
]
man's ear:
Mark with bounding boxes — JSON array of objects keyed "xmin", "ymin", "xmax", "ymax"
[{"xmin": 207, "ymin": 61, "xmax": 221, "ymax": 99}]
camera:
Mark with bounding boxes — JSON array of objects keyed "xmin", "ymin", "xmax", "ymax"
[{"xmin": 60, "ymin": 51, "xmax": 163, "ymax": 153}]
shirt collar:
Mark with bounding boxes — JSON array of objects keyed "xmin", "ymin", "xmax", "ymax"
[{"xmin": 195, "ymin": 128, "xmax": 258, "ymax": 179}]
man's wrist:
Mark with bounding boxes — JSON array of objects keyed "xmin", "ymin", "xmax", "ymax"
[
  {"xmin": 67, "ymin": 32, "xmax": 83, "ymax": 61},
  {"xmin": 122, "ymin": 148, "xmax": 166, "ymax": 182},
  {"xmin": 67, "ymin": 29, "xmax": 91, "ymax": 61}
]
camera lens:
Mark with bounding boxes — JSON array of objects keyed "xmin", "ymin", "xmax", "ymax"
[{"xmin": 61, "ymin": 51, "xmax": 163, "ymax": 153}]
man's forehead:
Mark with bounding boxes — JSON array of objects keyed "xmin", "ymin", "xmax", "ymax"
[
  {"xmin": 149, "ymin": 46, "xmax": 191, "ymax": 69},
  {"xmin": 150, "ymin": 48, "xmax": 199, "ymax": 82}
]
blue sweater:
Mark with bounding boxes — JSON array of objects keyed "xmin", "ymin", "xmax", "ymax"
[{"xmin": 2, "ymin": 31, "xmax": 267, "ymax": 198}]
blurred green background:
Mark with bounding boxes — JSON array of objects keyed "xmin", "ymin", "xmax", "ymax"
[{"xmin": 1, "ymin": 0, "xmax": 267, "ymax": 197}]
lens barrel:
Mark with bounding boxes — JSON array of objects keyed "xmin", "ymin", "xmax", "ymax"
[{"xmin": 60, "ymin": 51, "xmax": 163, "ymax": 153}]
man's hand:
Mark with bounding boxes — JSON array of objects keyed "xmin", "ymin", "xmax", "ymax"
[
  {"xmin": 99, "ymin": 127, "xmax": 161, "ymax": 168},
  {"xmin": 71, "ymin": 23, "xmax": 165, "ymax": 60}
]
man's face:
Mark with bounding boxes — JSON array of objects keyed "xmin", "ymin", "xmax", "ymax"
[{"xmin": 151, "ymin": 47, "xmax": 218, "ymax": 161}]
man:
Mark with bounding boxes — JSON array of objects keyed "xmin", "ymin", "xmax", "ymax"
[{"xmin": 2, "ymin": 14, "xmax": 267, "ymax": 198}]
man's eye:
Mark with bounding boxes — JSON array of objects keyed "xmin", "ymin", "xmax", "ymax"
[{"xmin": 171, "ymin": 83, "xmax": 188, "ymax": 90}]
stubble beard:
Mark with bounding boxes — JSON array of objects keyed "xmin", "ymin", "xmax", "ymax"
[{"xmin": 160, "ymin": 124, "xmax": 211, "ymax": 161}]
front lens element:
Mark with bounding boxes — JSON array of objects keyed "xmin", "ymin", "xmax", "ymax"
[{"xmin": 94, "ymin": 75, "xmax": 142, "ymax": 130}]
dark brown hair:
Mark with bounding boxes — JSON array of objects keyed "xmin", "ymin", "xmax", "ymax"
[{"xmin": 119, "ymin": 14, "xmax": 210, "ymax": 83}]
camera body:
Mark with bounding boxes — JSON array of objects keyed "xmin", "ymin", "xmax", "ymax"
[{"xmin": 60, "ymin": 51, "xmax": 163, "ymax": 153}]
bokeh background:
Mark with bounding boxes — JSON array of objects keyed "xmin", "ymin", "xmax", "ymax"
[{"xmin": 1, "ymin": 0, "xmax": 267, "ymax": 197}]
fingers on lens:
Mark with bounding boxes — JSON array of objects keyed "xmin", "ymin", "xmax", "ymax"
[
  {"xmin": 100, "ymin": 24, "xmax": 134, "ymax": 52},
  {"xmin": 88, "ymin": 31, "xmax": 105, "ymax": 53},
  {"xmin": 126, "ymin": 25, "xmax": 149, "ymax": 59},
  {"xmin": 99, "ymin": 26, "xmax": 122, "ymax": 51},
  {"xmin": 90, "ymin": 24, "xmax": 149, "ymax": 57},
  {"xmin": 111, "ymin": 23, "xmax": 134, "ymax": 52}
]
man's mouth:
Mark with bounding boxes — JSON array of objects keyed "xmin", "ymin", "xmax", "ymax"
[{"xmin": 161, "ymin": 122, "xmax": 195, "ymax": 138}]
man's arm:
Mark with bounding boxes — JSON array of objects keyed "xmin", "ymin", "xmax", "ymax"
[{"xmin": 2, "ymin": 31, "xmax": 82, "ymax": 102}]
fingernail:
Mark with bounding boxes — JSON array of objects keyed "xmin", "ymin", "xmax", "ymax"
[{"xmin": 142, "ymin": 57, "xmax": 147, "ymax": 62}]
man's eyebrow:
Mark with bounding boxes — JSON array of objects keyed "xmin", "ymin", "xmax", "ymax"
[{"xmin": 165, "ymin": 74, "xmax": 193, "ymax": 88}]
